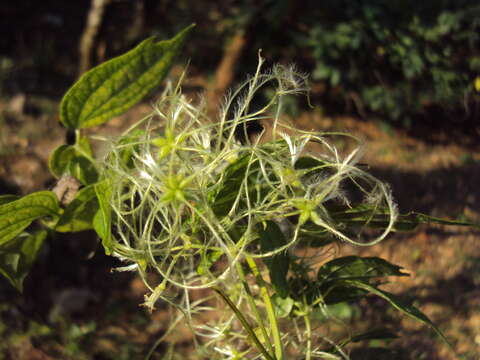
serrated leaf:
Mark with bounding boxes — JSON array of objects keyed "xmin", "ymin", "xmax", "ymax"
[
  {"xmin": 0, "ymin": 230, "xmax": 47, "ymax": 292},
  {"xmin": 55, "ymin": 185, "xmax": 99, "ymax": 232},
  {"xmin": 60, "ymin": 24, "xmax": 195, "ymax": 129},
  {"xmin": 93, "ymin": 180, "xmax": 113, "ymax": 254},
  {"xmin": 259, "ymin": 221, "xmax": 290, "ymax": 298},
  {"xmin": 340, "ymin": 280, "xmax": 451, "ymax": 347},
  {"xmin": 0, "ymin": 191, "xmax": 60, "ymax": 246},
  {"xmin": 48, "ymin": 143, "xmax": 98, "ymax": 185}
]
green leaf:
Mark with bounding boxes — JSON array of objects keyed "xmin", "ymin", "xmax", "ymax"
[
  {"xmin": 0, "ymin": 230, "xmax": 47, "ymax": 292},
  {"xmin": 55, "ymin": 185, "xmax": 99, "ymax": 232},
  {"xmin": 298, "ymin": 220, "xmax": 335, "ymax": 247},
  {"xmin": 317, "ymin": 256, "xmax": 408, "ymax": 283},
  {"xmin": 213, "ymin": 287, "xmax": 275, "ymax": 360},
  {"xmin": 48, "ymin": 143, "xmax": 98, "ymax": 185},
  {"xmin": 210, "ymin": 153, "xmax": 253, "ymax": 217},
  {"xmin": 93, "ymin": 180, "xmax": 113, "ymax": 255},
  {"xmin": 316, "ymin": 256, "xmax": 408, "ymax": 304},
  {"xmin": 116, "ymin": 129, "xmax": 145, "ymax": 169},
  {"xmin": 327, "ymin": 204, "xmax": 480, "ymax": 232},
  {"xmin": 211, "ymin": 151, "xmax": 273, "ymax": 217},
  {"xmin": 272, "ymin": 294, "xmax": 294, "ymax": 318},
  {"xmin": 76, "ymin": 134, "xmax": 94, "ymax": 157},
  {"xmin": 328, "ymin": 204, "xmax": 403, "ymax": 231},
  {"xmin": 321, "ymin": 285, "xmax": 369, "ymax": 305},
  {"xmin": 259, "ymin": 221, "xmax": 290, "ymax": 298},
  {"xmin": 60, "ymin": 24, "xmax": 195, "ymax": 129},
  {"xmin": 294, "ymin": 156, "xmax": 328, "ymax": 175},
  {"xmin": 340, "ymin": 280, "xmax": 451, "ymax": 347},
  {"xmin": 0, "ymin": 191, "xmax": 60, "ymax": 246},
  {"xmin": 405, "ymin": 212, "xmax": 480, "ymax": 230}
]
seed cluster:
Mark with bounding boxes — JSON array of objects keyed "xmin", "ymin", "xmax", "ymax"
[{"xmin": 99, "ymin": 57, "xmax": 397, "ymax": 358}]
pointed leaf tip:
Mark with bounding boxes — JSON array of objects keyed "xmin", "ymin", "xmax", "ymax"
[{"xmin": 60, "ymin": 24, "xmax": 195, "ymax": 129}]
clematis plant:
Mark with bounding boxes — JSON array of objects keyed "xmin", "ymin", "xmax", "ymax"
[{"xmin": 0, "ymin": 25, "xmax": 475, "ymax": 359}]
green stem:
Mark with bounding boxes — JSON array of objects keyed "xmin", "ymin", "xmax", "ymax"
[
  {"xmin": 234, "ymin": 261, "xmax": 275, "ymax": 357},
  {"xmin": 213, "ymin": 287, "xmax": 275, "ymax": 360},
  {"xmin": 245, "ymin": 255, "xmax": 285, "ymax": 360},
  {"xmin": 304, "ymin": 312, "xmax": 312, "ymax": 360}
]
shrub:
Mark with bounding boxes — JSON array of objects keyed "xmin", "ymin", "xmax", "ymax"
[{"xmin": 302, "ymin": 0, "xmax": 480, "ymax": 125}]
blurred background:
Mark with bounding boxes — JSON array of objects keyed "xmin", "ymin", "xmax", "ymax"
[{"xmin": 0, "ymin": 0, "xmax": 479, "ymax": 359}]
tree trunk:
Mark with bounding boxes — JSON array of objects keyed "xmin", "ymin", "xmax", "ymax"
[{"xmin": 78, "ymin": 0, "xmax": 111, "ymax": 76}]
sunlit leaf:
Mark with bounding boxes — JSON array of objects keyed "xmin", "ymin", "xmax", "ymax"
[{"xmin": 60, "ymin": 24, "xmax": 195, "ymax": 129}]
